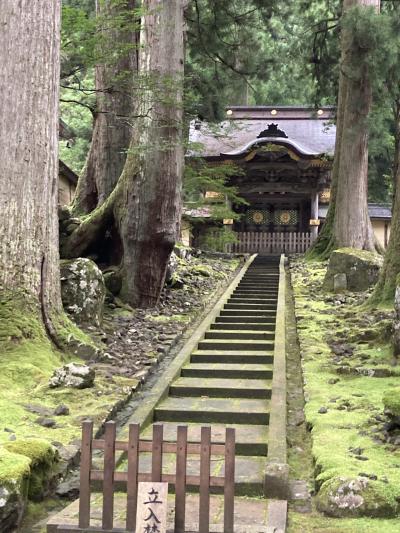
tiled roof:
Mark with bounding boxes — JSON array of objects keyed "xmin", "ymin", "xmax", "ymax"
[
  {"xmin": 189, "ymin": 106, "xmax": 336, "ymax": 159},
  {"xmin": 319, "ymin": 203, "xmax": 392, "ymax": 220}
]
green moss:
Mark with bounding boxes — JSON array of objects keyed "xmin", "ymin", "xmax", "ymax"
[
  {"xmin": 291, "ymin": 258, "xmax": 400, "ymax": 518},
  {"xmin": 0, "ymin": 295, "xmax": 47, "ymax": 346},
  {"xmin": 191, "ymin": 265, "xmax": 213, "ymax": 277},
  {"xmin": 4, "ymin": 439, "xmax": 58, "ymax": 500},
  {"xmin": 335, "ymin": 247, "xmax": 382, "ymax": 264},
  {"xmin": 289, "ymin": 511, "xmax": 400, "ymax": 532},
  {"xmin": 382, "ymin": 387, "xmax": 400, "ymax": 417},
  {"xmin": 0, "ymin": 447, "xmax": 31, "ymax": 487},
  {"xmin": 148, "ymin": 314, "xmax": 190, "ymax": 324}
]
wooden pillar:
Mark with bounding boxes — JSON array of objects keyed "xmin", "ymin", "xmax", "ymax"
[{"xmin": 310, "ymin": 191, "xmax": 319, "ymax": 238}]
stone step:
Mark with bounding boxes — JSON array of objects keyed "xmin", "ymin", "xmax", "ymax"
[
  {"xmin": 197, "ymin": 339, "xmax": 274, "ymax": 351},
  {"xmin": 169, "ymin": 376, "xmax": 271, "ymax": 399},
  {"xmin": 154, "ymin": 396, "xmax": 270, "ymax": 425},
  {"xmin": 224, "ymin": 303, "xmax": 277, "ymax": 310},
  {"xmin": 140, "ymin": 421, "xmax": 269, "ymax": 456},
  {"xmin": 216, "ymin": 316, "xmax": 275, "ymax": 324},
  {"xmin": 181, "ymin": 362, "xmax": 273, "ymax": 379},
  {"xmin": 232, "ymin": 289, "xmax": 278, "ymax": 298},
  {"xmin": 190, "ymin": 350, "xmax": 274, "ymax": 364},
  {"xmin": 240, "ymin": 274, "xmax": 279, "ymax": 278},
  {"xmin": 119, "ymin": 450, "xmax": 266, "ymax": 495},
  {"xmin": 210, "ymin": 322, "xmax": 275, "ymax": 331},
  {"xmin": 220, "ymin": 310, "xmax": 276, "ymax": 317},
  {"xmin": 228, "ymin": 297, "xmax": 277, "ymax": 305},
  {"xmin": 204, "ymin": 330, "xmax": 275, "ymax": 341},
  {"xmin": 240, "ymin": 280, "xmax": 278, "ymax": 284}
]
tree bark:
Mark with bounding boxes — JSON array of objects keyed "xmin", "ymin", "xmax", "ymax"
[
  {"xmin": 63, "ymin": 0, "xmax": 186, "ymax": 308},
  {"xmin": 0, "ymin": 1, "xmax": 62, "ymax": 328},
  {"xmin": 370, "ymin": 100, "xmax": 400, "ymax": 305},
  {"xmin": 115, "ymin": 0, "xmax": 186, "ymax": 307},
  {"xmin": 333, "ymin": 0, "xmax": 379, "ymax": 250},
  {"xmin": 72, "ymin": 0, "xmax": 138, "ymax": 214},
  {"xmin": 308, "ymin": 0, "xmax": 380, "ymax": 257}
]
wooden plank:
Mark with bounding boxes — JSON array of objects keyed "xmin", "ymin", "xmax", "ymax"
[
  {"xmin": 92, "ymin": 439, "xmax": 225, "ymax": 455},
  {"xmin": 152, "ymin": 424, "xmax": 163, "ymax": 482},
  {"xmin": 126, "ymin": 424, "xmax": 140, "ymax": 531},
  {"xmin": 90, "ymin": 470, "xmax": 225, "ymax": 487},
  {"xmin": 102, "ymin": 421, "xmax": 116, "ymax": 530},
  {"xmin": 174, "ymin": 426, "xmax": 188, "ymax": 533},
  {"xmin": 199, "ymin": 426, "xmax": 211, "ymax": 533},
  {"xmin": 78, "ymin": 420, "xmax": 93, "ymax": 529},
  {"xmin": 223, "ymin": 428, "xmax": 235, "ymax": 533}
]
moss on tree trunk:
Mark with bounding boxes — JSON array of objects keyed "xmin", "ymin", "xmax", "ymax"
[
  {"xmin": 63, "ymin": 0, "xmax": 187, "ymax": 308},
  {"xmin": 369, "ymin": 102, "xmax": 400, "ymax": 306},
  {"xmin": 72, "ymin": 0, "xmax": 138, "ymax": 215},
  {"xmin": 307, "ymin": 0, "xmax": 381, "ymax": 259}
]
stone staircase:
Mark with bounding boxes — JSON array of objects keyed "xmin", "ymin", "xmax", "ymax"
[{"xmin": 139, "ymin": 255, "xmax": 281, "ymax": 496}]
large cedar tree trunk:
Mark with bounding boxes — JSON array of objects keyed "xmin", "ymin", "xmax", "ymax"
[
  {"xmin": 115, "ymin": 0, "xmax": 185, "ymax": 307},
  {"xmin": 72, "ymin": 0, "xmax": 138, "ymax": 214},
  {"xmin": 63, "ymin": 0, "xmax": 186, "ymax": 308},
  {"xmin": 0, "ymin": 1, "xmax": 62, "ymax": 331},
  {"xmin": 308, "ymin": 0, "xmax": 380, "ymax": 257},
  {"xmin": 370, "ymin": 101, "xmax": 400, "ymax": 304}
]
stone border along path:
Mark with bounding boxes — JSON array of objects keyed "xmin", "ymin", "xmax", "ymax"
[{"xmin": 48, "ymin": 254, "xmax": 288, "ymax": 533}]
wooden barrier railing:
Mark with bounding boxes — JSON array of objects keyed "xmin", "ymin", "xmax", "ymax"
[
  {"xmin": 231, "ymin": 231, "xmax": 315, "ymax": 254},
  {"xmin": 56, "ymin": 421, "xmax": 236, "ymax": 533}
]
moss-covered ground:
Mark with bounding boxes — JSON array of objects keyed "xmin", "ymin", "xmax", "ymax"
[
  {"xmin": 288, "ymin": 257, "xmax": 400, "ymax": 530},
  {"xmin": 1, "ymin": 253, "xmax": 242, "ymax": 529}
]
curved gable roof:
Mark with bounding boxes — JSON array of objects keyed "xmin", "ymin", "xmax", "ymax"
[{"xmin": 189, "ymin": 106, "xmax": 336, "ymax": 159}]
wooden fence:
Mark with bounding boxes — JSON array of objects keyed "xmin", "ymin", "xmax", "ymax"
[
  {"xmin": 231, "ymin": 231, "xmax": 315, "ymax": 254},
  {"xmin": 56, "ymin": 421, "xmax": 236, "ymax": 533}
]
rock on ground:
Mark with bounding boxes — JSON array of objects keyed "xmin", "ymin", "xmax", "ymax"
[
  {"xmin": 49, "ymin": 363, "xmax": 95, "ymax": 389},
  {"xmin": 60, "ymin": 258, "xmax": 106, "ymax": 327},
  {"xmin": 323, "ymin": 248, "xmax": 382, "ymax": 292}
]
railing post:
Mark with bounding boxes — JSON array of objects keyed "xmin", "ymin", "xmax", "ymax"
[
  {"xmin": 199, "ymin": 426, "xmax": 211, "ymax": 533},
  {"xmin": 102, "ymin": 421, "xmax": 116, "ymax": 530},
  {"xmin": 224, "ymin": 428, "xmax": 235, "ymax": 533},
  {"xmin": 79, "ymin": 420, "xmax": 93, "ymax": 529},
  {"xmin": 175, "ymin": 425, "xmax": 188, "ymax": 533},
  {"xmin": 126, "ymin": 423, "xmax": 140, "ymax": 531}
]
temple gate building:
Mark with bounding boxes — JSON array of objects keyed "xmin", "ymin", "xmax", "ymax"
[{"xmin": 186, "ymin": 105, "xmax": 391, "ymax": 253}]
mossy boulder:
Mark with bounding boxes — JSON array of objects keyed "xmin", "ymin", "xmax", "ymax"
[
  {"xmin": 316, "ymin": 476, "xmax": 398, "ymax": 518},
  {"xmin": 60, "ymin": 258, "xmax": 106, "ymax": 327},
  {"xmin": 383, "ymin": 388, "xmax": 400, "ymax": 427},
  {"xmin": 0, "ymin": 448, "xmax": 30, "ymax": 531},
  {"xmin": 3, "ymin": 440, "xmax": 58, "ymax": 501},
  {"xmin": 0, "ymin": 440, "xmax": 58, "ymax": 530},
  {"xmin": 49, "ymin": 363, "xmax": 95, "ymax": 389},
  {"xmin": 323, "ymin": 248, "xmax": 382, "ymax": 292},
  {"xmin": 103, "ymin": 268, "xmax": 122, "ymax": 296}
]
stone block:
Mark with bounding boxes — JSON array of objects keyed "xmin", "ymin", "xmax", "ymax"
[
  {"xmin": 264, "ymin": 462, "xmax": 289, "ymax": 499},
  {"xmin": 333, "ymin": 273, "xmax": 347, "ymax": 292},
  {"xmin": 323, "ymin": 248, "xmax": 382, "ymax": 292}
]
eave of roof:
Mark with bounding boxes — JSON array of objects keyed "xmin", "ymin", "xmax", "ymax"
[
  {"xmin": 59, "ymin": 160, "xmax": 79, "ymax": 185},
  {"xmin": 319, "ymin": 203, "xmax": 392, "ymax": 220},
  {"xmin": 189, "ymin": 105, "xmax": 336, "ymax": 160}
]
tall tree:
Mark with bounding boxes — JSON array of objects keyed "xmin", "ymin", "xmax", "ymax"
[
  {"xmin": 309, "ymin": 0, "xmax": 381, "ymax": 257},
  {"xmin": 0, "ymin": 1, "xmax": 62, "ymax": 339},
  {"xmin": 63, "ymin": 0, "xmax": 187, "ymax": 307},
  {"xmin": 369, "ymin": 1, "xmax": 400, "ymax": 304},
  {"xmin": 72, "ymin": 0, "xmax": 139, "ymax": 214}
]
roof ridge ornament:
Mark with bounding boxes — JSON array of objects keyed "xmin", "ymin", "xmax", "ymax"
[{"xmin": 257, "ymin": 123, "xmax": 288, "ymax": 139}]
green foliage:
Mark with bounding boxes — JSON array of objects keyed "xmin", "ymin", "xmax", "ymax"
[
  {"xmin": 197, "ymin": 227, "xmax": 238, "ymax": 253},
  {"xmin": 184, "ymin": 157, "xmax": 247, "ymax": 221},
  {"xmin": 185, "ymin": 0, "xmax": 321, "ymax": 121}
]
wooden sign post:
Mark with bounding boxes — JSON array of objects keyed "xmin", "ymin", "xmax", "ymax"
[{"xmin": 135, "ymin": 482, "xmax": 168, "ymax": 533}]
